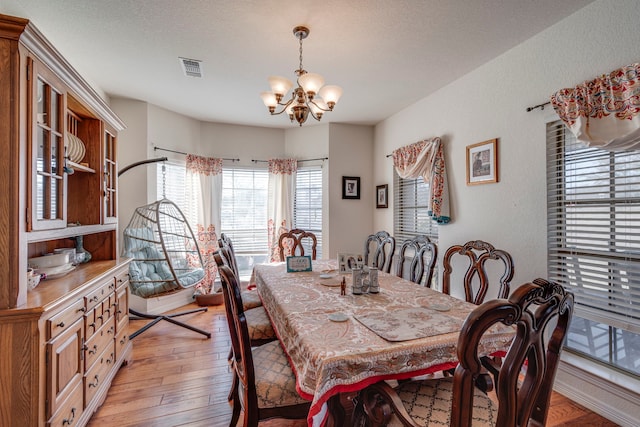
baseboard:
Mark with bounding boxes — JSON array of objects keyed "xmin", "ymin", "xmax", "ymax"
[
  {"xmin": 129, "ymin": 288, "xmax": 195, "ymax": 314},
  {"xmin": 555, "ymin": 355, "xmax": 640, "ymax": 427}
]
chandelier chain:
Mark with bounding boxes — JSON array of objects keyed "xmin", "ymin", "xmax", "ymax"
[{"xmin": 298, "ymin": 35, "xmax": 304, "ymax": 72}]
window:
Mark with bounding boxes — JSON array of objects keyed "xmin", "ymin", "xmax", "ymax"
[
  {"xmin": 157, "ymin": 162, "xmax": 324, "ymax": 278},
  {"xmin": 221, "ymin": 168, "xmax": 269, "ymax": 278},
  {"xmin": 546, "ymin": 120, "xmax": 640, "ymax": 377},
  {"xmin": 393, "ymin": 171, "xmax": 438, "ymax": 242},
  {"xmin": 294, "ymin": 166, "xmax": 323, "ymax": 258}
]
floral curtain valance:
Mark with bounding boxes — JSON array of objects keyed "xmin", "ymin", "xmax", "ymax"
[
  {"xmin": 392, "ymin": 137, "xmax": 450, "ymax": 224},
  {"xmin": 550, "ymin": 62, "xmax": 640, "ymax": 150},
  {"xmin": 185, "ymin": 154, "xmax": 223, "ymax": 295},
  {"xmin": 268, "ymin": 158, "xmax": 298, "ymax": 262}
]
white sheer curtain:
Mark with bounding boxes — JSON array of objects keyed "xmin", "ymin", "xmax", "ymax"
[
  {"xmin": 392, "ymin": 137, "xmax": 451, "ymax": 224},
  {"xmin": 185, "ymin": 154, "xmax": 223, "ymax": 294},
  {"xmin": 551, "ymin": 62, "xmax": 640, "ymax": 151},
  {"xmin": 267, "ymin": 158, "xmax": 297, "ymax": 262}
]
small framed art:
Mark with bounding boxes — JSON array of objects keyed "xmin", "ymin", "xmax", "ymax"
[
  {"xmin": 342, "ymin": 176, "xmax": 360, "ymax": 199},
  {"xmin": 376, "ymin": 184, "xmax": 388, "ymax": 208},
  {"xmin": 466, "ymin": 138, "xmax": 498, "ymax": 185},
  {"xmin": 337, "ymin": 253, "xmax": 364, "ymax": 274},
  {"xmin": 286, "ymin": 256, "xmax": 313, "ymax": 272}
]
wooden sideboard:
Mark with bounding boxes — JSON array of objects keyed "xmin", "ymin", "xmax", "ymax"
[{"xmin": 0, "ymin": 14, "xmax": 130, "ymax": 426}]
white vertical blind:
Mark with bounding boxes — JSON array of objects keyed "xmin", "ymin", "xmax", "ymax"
[
  {"xmin": 393, "ymin": 171, "xmax": 438, "ymax": 242},
  {"xmin": 546, "ymin": 120, "xmax": 640, "ymax": 332},
  {"xmin": 220, "ymin": 168, "xmax": 269, "ymax": 255},
  {"xmin": 294, "ymin": 166, "xmax": 323, "ymax": 258}
]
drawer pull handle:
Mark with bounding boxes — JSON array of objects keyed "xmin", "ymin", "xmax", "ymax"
[
  {"xmin": 88, "ymin": 345, "xmax": 98, "ymax": 355},
  {"xmin": 120, "ymin": 335, "xmax": 128, "ymax": 345},
  {"xmin": 97, "ymin": 315, "xmax": 103, "ymax": 322},
  {"xmin": 62, "ymin": 407, "xmax": 76, "ymax": 425},
  {"xmin": 56, "ymin": 321, "xmax": 65, "ymax": 328},
  {"xmin": 90, "ymin": 296, "xmax": 99, "ymax": 303},
  {"xmin": 77, "ymin": 307, "xmax": 86, "ymax": 313},
  {"xmin": 104, "ymin": 309, "xmax": 110, "ymax": 316},
  {"xmin": 89, "ymin": 322, "xmax": 96, "ymax": 330},
  {"xmin": 88, "ymin": 374, "xmax": 99, "ymax": 388},
  {"xmin": 108, "ymin": 326, "xmax": 115, "ymax": 335}
]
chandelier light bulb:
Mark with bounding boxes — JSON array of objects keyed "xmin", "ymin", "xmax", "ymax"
[
  {"xmin": 318, "ymin": 85, "xmax": 343, "ymax": 109},
  {"xmin": 298, "ymin": 72, "xmax": 325, "ymax": 97},
  {"xmin": 260, "ymin": 92, "xmax": 278, "ymax": 109},
  {"xmin": 268, "ymin": 76, "xmax": 293, "ymax": 99}
]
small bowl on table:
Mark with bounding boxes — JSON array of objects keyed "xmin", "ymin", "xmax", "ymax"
[{"xmin": 27, "ymin": 269, "xmax": 42, "ymax": 290}]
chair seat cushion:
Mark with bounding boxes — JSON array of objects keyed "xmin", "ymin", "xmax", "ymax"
[
  {"xmin": 252, "ymin": 340, "xmax": 309, "ymax": 408},
  {"xmin": 245, "ymin": 306, "xmax": 276, "ymax": 340},
  {"xmin": 241, "ymin": 289, "xmax": 263, "ymax": 310},
  {"xmin": 390, "ymin": 377, "xmax": 497, "ymax": 426}
]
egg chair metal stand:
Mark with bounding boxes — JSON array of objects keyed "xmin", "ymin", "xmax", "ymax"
[{"xmin": 119, "ymin": 159, "xmax": 211, "ymax": 339}]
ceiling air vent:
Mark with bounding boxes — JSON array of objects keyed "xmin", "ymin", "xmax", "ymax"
[{"xmin": 179, "ymin": 57, "xmax": 203, "ymax": 78}]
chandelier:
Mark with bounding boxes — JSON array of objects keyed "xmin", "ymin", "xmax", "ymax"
[{"xmin": 260, "ymin": 26, "xmax": 343, "ymax": 126}]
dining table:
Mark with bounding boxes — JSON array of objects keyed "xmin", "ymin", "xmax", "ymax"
[{"xmin": 252, "ymin": 259, "xmax": 514, "ymax": 427}]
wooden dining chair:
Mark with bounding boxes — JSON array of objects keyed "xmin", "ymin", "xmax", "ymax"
[
  {"xmin": 353, "ymin": 278, "xmax": 574, "ymax": 427},
  {"xmin": 442, "ymin": 240, "xmax": 514, "ymax": 305},
  {"xmin": 395, "ymin": 235, "xmax": 437, "ymax": 286},
  {"xmin": 364, "ymin": 231, "xmax": 396, "ymax": 273},
  {"xmin": 214, "ymin": 251, "xmax": 275, "ymax": 362},
  {"xmin": 278, "ymin": 228, "xmax": 317, "ymax": 261},
  {"xmin": 218, "ymin": 264, "xmax": 311, "ymax": 427},
  {"xmin": 218, "ymin": 233, "xmax": 262, "ymax": 310}
]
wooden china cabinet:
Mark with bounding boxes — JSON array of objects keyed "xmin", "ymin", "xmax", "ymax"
[{"xmin": 0, "ymin": 14, "xmax": 131, "ymax": 427}]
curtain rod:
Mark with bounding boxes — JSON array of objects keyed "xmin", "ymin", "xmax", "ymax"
[
  {"xmin": 153, "ymin": 146, "xmax": 239, "ymax": 162},
  {"xmin": 251, "ymin": 157, "xmax": 328, "ymax": 163},
  {"xmin": 526, "ymin": 101, "xmax": 551, "ymax": 112}
]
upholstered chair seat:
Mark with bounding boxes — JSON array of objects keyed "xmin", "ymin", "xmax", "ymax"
[
  {"xmin": 388, "ymin": 378, "xmax": 497, "ymax": 426},
  {"xmin": 244, "ymin": 306, "xmax": 276, "ymax": 341},
  {"xmin": 250, "ymin": 340, "xmax": 310, "ymax": 408},
  {"xmin": 241, "ymin": 289, "xmax": 263, "ymax": 310}
]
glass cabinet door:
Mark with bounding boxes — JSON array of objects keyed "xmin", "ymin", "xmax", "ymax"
[
  {"xmin": 103, "ymin": 130, "xmax": 117, "ymax": 224},
  {"xmin": 29, "ymin": 59, "xmax": 67, "ymax": 231}
]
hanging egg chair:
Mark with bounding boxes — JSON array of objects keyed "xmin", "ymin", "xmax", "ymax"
[{"xmin": 122, "ymin": 199, "xmax": 205, "ymax": 298}]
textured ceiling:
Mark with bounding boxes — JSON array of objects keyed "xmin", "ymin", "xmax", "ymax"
[{"xmin": 2, "ymin": 0, "xmax": 595, "ymax": 128}]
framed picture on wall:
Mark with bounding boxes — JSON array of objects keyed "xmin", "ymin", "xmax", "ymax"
[
  {"xmin": 466, "ymin": 138, "xmax": 498, "ymax": 185},
  {"xmin": 376, "ymin": 184, "xmax": 388, "ymax": 208},
  {"xmin": 342, "ymin": 176, "xmax": 360, "ymax": 199}
]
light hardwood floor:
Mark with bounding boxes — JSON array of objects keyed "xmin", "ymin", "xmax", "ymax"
[{"xmin": 87, "ymin": 303, "xmax": 619, "ymax": 427}]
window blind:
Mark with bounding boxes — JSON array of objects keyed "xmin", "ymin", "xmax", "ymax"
[
  {"xmin": 294, "ymin": 167, "xmax": 323, "ymax": 258},
  {"xmin": 546, "ymin": 120, "xmax": 640, "ymax": 333},
  {"xmin": 393, "ymin": 171, "xmax": 438, "ymax": 242},
  {"xmin": 220, "ymin": 168, "xmax": 269, "ymax": 255}
]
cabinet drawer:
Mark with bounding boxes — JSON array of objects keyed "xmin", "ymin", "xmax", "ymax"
[
  {"xmin": 115, "ymin": 285, "xmax": 129, "ymax": 333},
  {"xmin": 115, "ymin": 327, "xmax": 129, "ymax": 361},
  {"xmin": 115, "ymin": 269, "xmax": 129, "ymax": 290},
  {"xmin": 84, "ymin": 279, "xmax": 116, "ymax": 312},
  {"xmin": 84, "ymin": 316, "xmax": 115, "ymax": 372},
  {"xmin": 84, "ymin": 305, "xmax": 102, "ymax": 339},
  {"xmin": 47, "ymin": 299, "xmax": 85, "ymax": 340},
  {"xmin": 84, "ymin": 341, "xmax": 115, "ymax": 407},
  {"xmin": 46, "ymin": 381, "xmax": 84, "ymax": 427},
  {"xmin": 46, "ymin": 318, "xmax": 84, "ymax": 419}
]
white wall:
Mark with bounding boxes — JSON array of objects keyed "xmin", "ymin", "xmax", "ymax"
[
  {"xmin": 372, "ymin": 0, "xmax": 640, "ymax": 423},
  {"xmin": 374, "ymin": 0, "xmax": 640, "ymax": 289},
  {"xmin": 113, "ymin": 102, "xmax": 375, "ymax": 261},
  {"xmin": 327, "ymin": 124, "xmax": 375, "ymax": 258},
  {"xmin": 111, "ymin": 98, "xmax": 148, "ymax": 242}
]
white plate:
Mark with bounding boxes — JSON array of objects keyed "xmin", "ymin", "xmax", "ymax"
[
  {"xmin": 319, "ymin": 274, "xmax": 335, "ymax": 279},
  {"xmin": 36, "ymin": 263, "xmax": 74, "ymax": 277},
  {"xmin": 429, "ymin": 303, "xmax": 452, "ymax": 312},
  {"xmin": 328, "ymin": 312, "xmax": 349, "ymax": 322}
]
